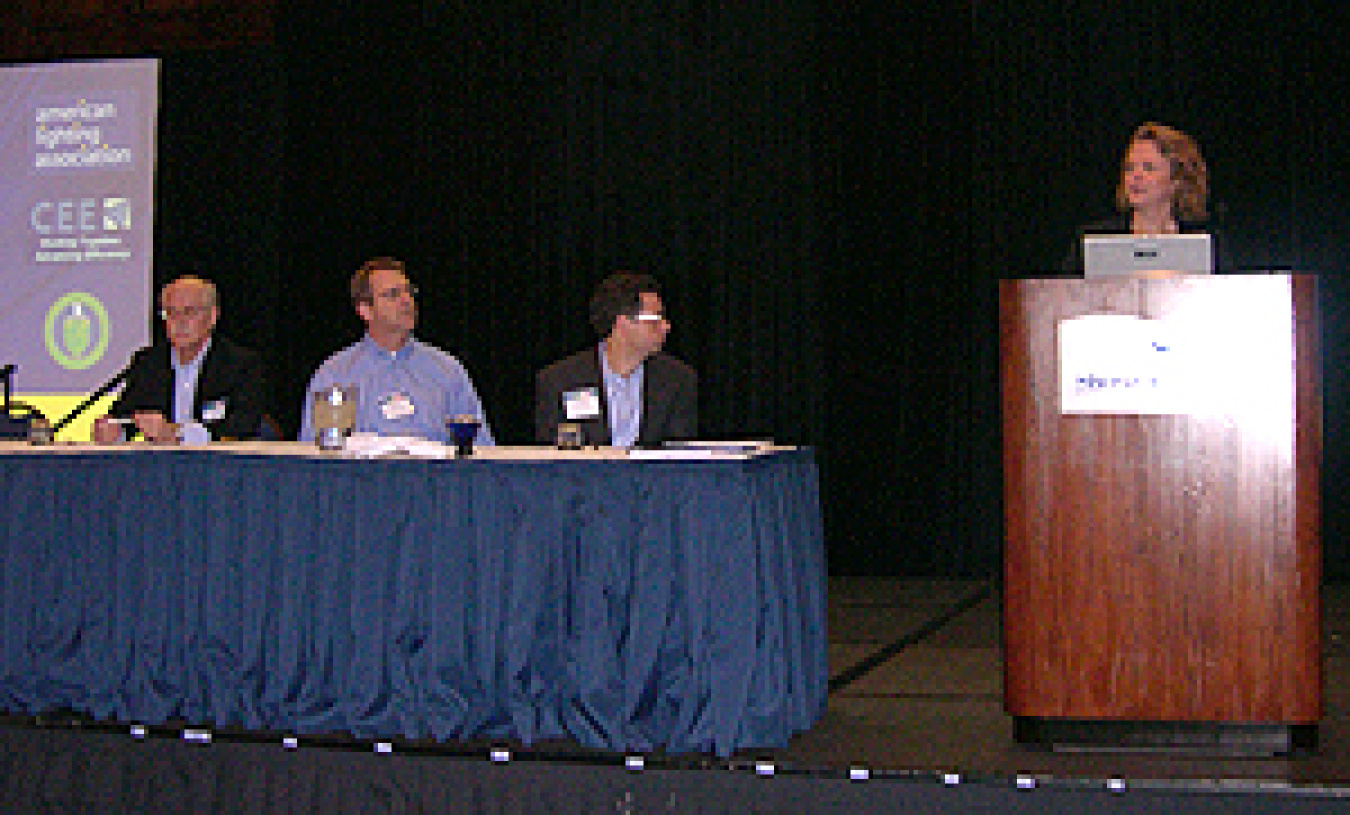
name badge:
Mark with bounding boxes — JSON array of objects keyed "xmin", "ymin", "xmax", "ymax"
[
  {"xmin": 201, "ymin": 399, "xmax": 227, "ymax": 423},
  {"xmin": 563, "ymin": 387, "xmax": 601, "ymax": 421},
  {"xmin": 380, "ymin": 392, "xmax": 416, "ymax": 420}
]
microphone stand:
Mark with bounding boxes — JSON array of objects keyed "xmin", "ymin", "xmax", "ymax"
[
  {"xmin": 0, "ymin": 364, "xmax": 14, "ymax": 413},
  {"xmin": 1, "ymin": 364, "xmax": 48, "ymax": 440},
  {"xmin": 53, "ymin": 361, "xmax": 135, "ymax": 434}
]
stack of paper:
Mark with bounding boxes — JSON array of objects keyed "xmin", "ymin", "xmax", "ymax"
[
  {"xmin": 627, "ymin": 440, "xmax": 775, "ymax": 459},
  {"xmin": 342, "ymin": 433, "xmax": 449, "ymax": 458}
]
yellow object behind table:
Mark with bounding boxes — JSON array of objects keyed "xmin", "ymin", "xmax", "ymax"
[{"xmin": 15, "ymin": 393, "xmax": 119, "ymax": 443}]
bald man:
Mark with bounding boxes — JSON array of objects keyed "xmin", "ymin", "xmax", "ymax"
[{"xmin": 92, "ymin": 276, "xmax": 265, "ymax": 443}]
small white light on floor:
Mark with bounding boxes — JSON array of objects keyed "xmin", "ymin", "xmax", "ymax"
[
  {"xmin": 942, "ymin": 773, "xmax": 961, "ymax": 786},
  {"xmin": 849, "ymin": 767, "xmax": 870, "ymax": 781},
  {"xmin": 282, "ymin": 737, "xmax": 299, "ymax": 750},
  {"xmin": 130, "ymin": 725, "xmax": 147, "ymax": 739},
  {"xmin": 374, "ymin": 742, "xmax": 393, "ymax": 754},
  {"xmin": 625, "ymin": 755, "xmax": 644, "ymax": 771},
  {"xmin": 755, "ymin": 762, "xmax": 775, "ymax": 777},
  {"xmin": 490, "ymin": 748, "xmax": 511, "ymax": 763},
  {"xmin": 1107, "ymin": 778, "xmax": 1126, "ymax": 792},
  {"xmin": 1016, "ymin": 776, "xmax": 1037, "ymax": 789},
  {"xmin": 182, "ymin": 729, "xmax": 211, "ymax": 744}
]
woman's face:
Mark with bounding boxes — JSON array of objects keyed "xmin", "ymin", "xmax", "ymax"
[{"xmin": 1120, "ymin": 139, "xmax": 1177, "ymax": 214}]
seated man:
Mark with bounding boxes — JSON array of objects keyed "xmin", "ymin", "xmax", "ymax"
[
  {"xmin": 92, "ymin": 275, "xmax": 265, "ymax": 443},
  {"xmin": 536, "ymin": 272, "xmax": 697, "ymax": 447},
  {"xmin": 299, "ymin": 257, "xmax": 495, "ymax": 445}
]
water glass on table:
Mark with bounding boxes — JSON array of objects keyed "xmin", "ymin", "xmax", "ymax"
[{"xmin": 447, "ymin": 413, "xmax": 480, "ymax": 457}]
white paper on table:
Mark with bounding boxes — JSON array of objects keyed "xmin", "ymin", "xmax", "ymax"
[
  {"xmin": 342, "ymin": 433, "xmax": 449, "ymax": 458},
  {"xmin": 627, "ymin": 440, "xmax": 774, "ymax": 460}
]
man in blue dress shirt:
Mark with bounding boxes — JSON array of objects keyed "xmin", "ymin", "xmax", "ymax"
[{"xmin": 299, "ymin": 257, "xmax": 495, "ymax": 445}]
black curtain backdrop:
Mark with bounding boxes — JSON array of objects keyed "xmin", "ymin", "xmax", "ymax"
[{"xmin": 150, "ymin": 2, "xmax": 1349, "ymax": 577}]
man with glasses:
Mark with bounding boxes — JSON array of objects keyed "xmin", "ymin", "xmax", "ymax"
[
  {"xmin": 92, "ymin": 275, "xmax": 266, "ymax": 443},
  {"xmin": 299, "ymin": 256, "xmax": 495, "ymax": 445},
  {"xmin": 535, "ymin": 272, "xmax": 697, "ymax": 447}
]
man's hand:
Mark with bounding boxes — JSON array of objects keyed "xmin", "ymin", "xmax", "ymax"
[
  {"xmin": 91, "ymin": 416, "xmax": 123, "ymax": 444},
  {"xmin": 132, "ymin": 411, "xmax": 179, "ymax": 444}
]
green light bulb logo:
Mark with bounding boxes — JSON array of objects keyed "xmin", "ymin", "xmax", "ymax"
[
  {"xmin": 63, "ymin": 302, "xmax": 92, "ymax": 359},
  {"xmin": 44, "ymin": 292, "xmax": 110, "ymax": 370}
]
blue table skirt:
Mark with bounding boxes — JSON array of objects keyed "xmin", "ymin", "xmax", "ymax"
[{"xmin": 0, "ymin": 447, "xmax": 827, "ymax": 756}]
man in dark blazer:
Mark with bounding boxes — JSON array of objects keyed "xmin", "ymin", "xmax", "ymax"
[
  {"xmin": 92, "ymin": 276, "xmax": 265, "ymax": 443},
  {"xmin": 535, "ymin": 272, "xmax": 697, "ymax": 447}
]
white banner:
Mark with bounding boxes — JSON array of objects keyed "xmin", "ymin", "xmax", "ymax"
[{"xmin": 1058, "ymin": 281, "xmax": 1294, "ymax": 424}]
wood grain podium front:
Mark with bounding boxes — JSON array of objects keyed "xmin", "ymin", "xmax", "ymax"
[{"xmin": 1000, "ymin": 275, "xmax": 1320, "ymax": 754}]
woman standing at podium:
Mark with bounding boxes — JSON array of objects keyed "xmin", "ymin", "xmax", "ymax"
[{"xmin": 1062, "ymin": 121, "xmax": 1226, "ymax": 274}]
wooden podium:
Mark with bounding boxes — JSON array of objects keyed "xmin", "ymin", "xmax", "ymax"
[{"xmin": 1000, "ymin": 275, "xmax": 1321, "ymax": 754}]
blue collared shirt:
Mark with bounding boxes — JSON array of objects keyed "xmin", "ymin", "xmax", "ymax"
[
  {"xmin": 170, "ymin": 337, "xmax": 211, "ymax": 425},
  {"xmin": 600, "ymin": 341, "xmax": 644, "ymax": 448},
  {"xmin": 299, "ymin": 335, "xmax": 495, "ymax": 445}
]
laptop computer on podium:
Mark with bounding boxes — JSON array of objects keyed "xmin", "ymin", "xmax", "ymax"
[{"xmin": 1083, "ymin": 233, "xmax": 1214, "ymax": 278}]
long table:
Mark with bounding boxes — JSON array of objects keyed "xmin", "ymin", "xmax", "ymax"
[{"xmin": 0, "ymin": 443, "xmax": 826, "ymax": 757}]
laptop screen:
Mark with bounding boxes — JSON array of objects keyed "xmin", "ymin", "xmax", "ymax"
[{"xmin": 1083, "ymin": 234, "xmax": 1213, "ymax": 278}]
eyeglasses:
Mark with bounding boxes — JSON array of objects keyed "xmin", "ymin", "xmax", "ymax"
[
  {"xmin": 160, "ymin": 305, "xmax": 212, "ymax": 320},
  {"xmin": 372, "ymin": 284, "xmax": 418, "ymax": 301}
]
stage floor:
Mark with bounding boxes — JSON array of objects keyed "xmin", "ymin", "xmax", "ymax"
[
  {"xmin": 765, "ymin": 577, "xmax": 1350, "ymax": 792},
  {"xmin": 6, "ymin": 579, "xmax": 1350, "ymax": 813}
]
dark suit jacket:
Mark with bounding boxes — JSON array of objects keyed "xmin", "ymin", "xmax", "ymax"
[
  {"xmin": 109, "ymin": 336, "xmax": 266, "ymax": 440},
  {"xmin": 1060, "ymin": 215, "xmax": 1229, "ymax": 275},
  {"xmin": 535, "ymin": 346, "xmax": 697, "ymax": 446}
]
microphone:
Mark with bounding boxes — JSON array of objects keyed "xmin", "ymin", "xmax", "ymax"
[
  {"xmin": 1, "ymin": 365, "xmax": 42, "ymax": 441},
  {"xmin": 1, "ymin": 364, "xmax": 14, "ymax": 408},
  {"xmin": 52, "ymin": 355, "xmax": 139, "ymax": 434}
]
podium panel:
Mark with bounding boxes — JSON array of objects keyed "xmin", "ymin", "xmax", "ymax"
[{"xmin": 1000, "ymin": 275, "xmax": 1320, "ymax": 752}]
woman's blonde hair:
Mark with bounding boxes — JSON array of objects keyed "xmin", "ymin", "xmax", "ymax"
[{"xmin": 1116, "ymin": 122, "xmax": 1209, "ymax": 220}]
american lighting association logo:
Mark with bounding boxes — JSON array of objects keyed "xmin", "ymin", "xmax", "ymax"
[{"xmin": 44, "ymin": 291, "xmax": 110, "ymax": 370}]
